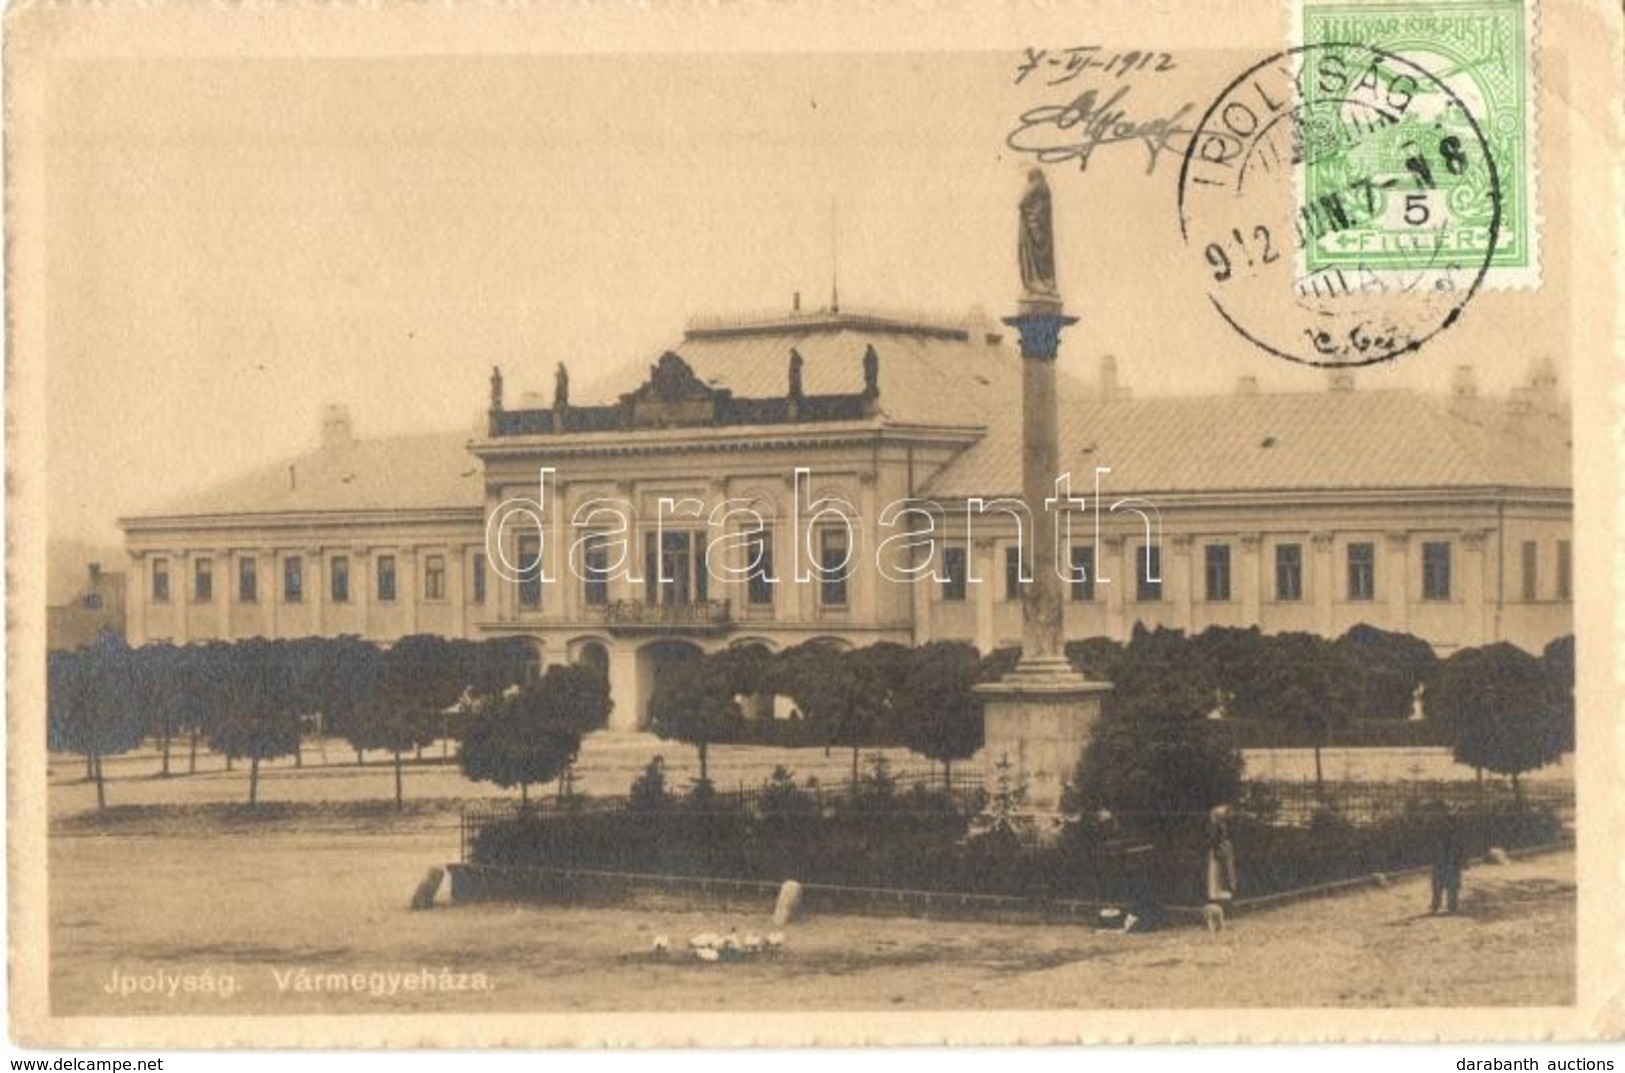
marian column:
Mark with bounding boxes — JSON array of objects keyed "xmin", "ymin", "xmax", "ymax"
[{"xmin": 976, "ymin": 169, "xmax": 1111, "ymax": 814}]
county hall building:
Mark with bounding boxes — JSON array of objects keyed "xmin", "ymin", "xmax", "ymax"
[{"xmin": 118, "ymin": 304, "xmax": 1574, "ymax": 730}]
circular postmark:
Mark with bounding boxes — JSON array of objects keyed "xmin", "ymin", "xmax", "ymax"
[{"xmin": 1177, "ymin": 43, "xmax": 1502, "ymax": 367}]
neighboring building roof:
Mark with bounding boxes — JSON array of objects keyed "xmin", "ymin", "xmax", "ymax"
[
  {"xmin": 125, "ymin": 431, "xmax": 483, "ymax": 524},
  {"xmin": 924, "ymin": 388, "xmax": 1572, "ymax": 499}
]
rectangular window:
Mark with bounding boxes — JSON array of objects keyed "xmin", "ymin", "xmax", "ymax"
[
  {"xmin": 1521, "ymin": 540, "xmax": 1538, "ymax": 602},
  {"xmin": 1557, "ymin": 539, "xmax": 1572, "ymax": 601},
  {"xmin": 424, "ymin": 554, "xmax": 446, "ymax": 601},
  {"xmin": 942, "ymin": 545, "xmax": 968, "ymax": 602},
  {"xmin": 517, "ymin": 536, "xmax": 541, "ymax": 608},
  {"xmin": 330, "ymin": 555, "xmax": 350, "ymax": 603},
  {"xmin": 747, "ymin": 528, "xmax": 775, "ymax": 607},
  {"xmin": 819, "ymin": 527, "xmax": 849, "ymax": 607},
  {"xmin": 193, "ymin": 557, "xmax": 212, "ymax": 602},
  {"xmin": 1070, "ymin": 544, "xmax": 1095, "ymax": 602},
  {"xmin": 151, "ymin": 557, "xmax": 171, "ymax": 603},
  {"xmin": 1204, "ymin": 544, "xmax": 1232, "ymax": 602},
  {"xmin": 471, "ymin": 553, "xmax": 486, "ymax": 605},
  {"xmin": 1347, "ymin": 542, "xmax": 1375, "ymax": 601},
  {"xmin": 377, "ymin": 554, "xmax": 398, "ymax": 603},
  {"xmin": 1004, "ymin": 546, "xmax": 1025, "ymax": 602},
  {"xmin": 283, "ymin": 555, "xmax": 303, "ymax": 603},
  {"xmin": 1275, "ymin": 543, "xmax": 1303, "ymax": 601},
  {"xmin": 583, "ymin": 536, "xmax": 610, "ymax": 607},
  {"xmin": 238, "ymin": 556, "xmax": 258, "ymax": 603},
  {"xmin": 1136, "ymin": 543, "xmax": 1162, "ymax": 602},
  {"xmin": 1422, "ymin": 540, "xmax": 1451, "ymax": 601}
]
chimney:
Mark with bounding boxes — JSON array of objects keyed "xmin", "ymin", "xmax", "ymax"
[
  {"xmin": 289, "ymin": 464, "xmax": 298, "ymax": 491},
  {"xmin": 1099, "ymin": 354, "xmax": 1120, "ymax": 400},
  {"xmin": 88, "ymin": 562, "xmax": 101, "ymax": 584},
  {"xmin": 1236, "ymin": 375, "xmax": 1261, "ymax": 396},
  {"xmin": 964, "ymin": 304, "xmax": 997, "ymax": 347},
  {"xmin": 320, "ymin": 404, "xmax": 354, "ymax": 451},
  {"xmin": 793, "ymin": 291, "xmax": 801, "ymax": 313},
  {"xmin": 1450, "ymin": 365, "xmax": 1479, "ymax": 402},
  {"xmin": 1327, "ymin": 368, "xmax": 1356, "ymax": 393}
]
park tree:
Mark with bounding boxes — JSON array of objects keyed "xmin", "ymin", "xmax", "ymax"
[
  {"xmin": 1064, "ymin": 636, "xmax": 1125, "ymax": 682},
  {"xmin": 129, "ymin": 642, "xmax": 180, "ymax": 778},
  {"xmin": 894, "ymin": 642, "xmax": 986, "ymax": 787},
  {"xmin": 1231, "ymin": 630, "xmax": 1344, "ymax": 790},
  {"xmin": 1542, "ymin": 634, "xmax": 1576, "ymax": 754},
  {"xmin": 1431, "ymin": 642, "xmax": 1570, "ymax": 795},
  {"xmin": 46, "ymin": 637, "xmax": 146, "ymax": 811},
  {"xmin": 207, "ymin": 639, "xmax": 303, "ymax": 806},
  {"xmin": 341, "ymin": 694, "xmax": 441, "ymax": 809},
  {"xmin": 459, "ymin": 663, "xmax": 601, "ymax": 806},
  {"xmin": 648, "ymin": 655, "xmax": 741, "ymax": 785},
  {"xmin": 1331, "ymin": 624, "xmax": 1439, "ymax": 721},
  {"xmin": 1069, "ymin": 626, "xmax": 1241, "ymax": 841},
  {"xmin": 307, "ymin": 636, "xmax": 382, "ymax": 766}
]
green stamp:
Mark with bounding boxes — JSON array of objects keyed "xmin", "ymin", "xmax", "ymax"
[{"xmin": 1300, "ymin": 0, "xmax": 1537, "ymax": 282}]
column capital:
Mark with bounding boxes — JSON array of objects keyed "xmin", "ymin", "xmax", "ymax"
[
  {"xmin": 1311, "ymin": 532, "xmax": 1336, "ymax": 549},
  {"xmin": 1239, "ymin": 532, "xmax": 1265, "ymax": 549},
  {"xmin": 1001, "ymin": 310, "xmax": 1079, "ymax": 362},
  {"xmin": 1461, "ymin": 529, "xmax": 1491, "ymax": 551},
  {"xmin": 1171, "ymin": 533, "xmax": 1196, "ymax": 551},
  {"xmin": 1385, "ymin": 530, "xmax": 1410, "ymax": 546}
]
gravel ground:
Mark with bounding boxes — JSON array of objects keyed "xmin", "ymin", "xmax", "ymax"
[{"xmin": 49, "ymin": 810, "xmax": 1574, "ymax": 1015}]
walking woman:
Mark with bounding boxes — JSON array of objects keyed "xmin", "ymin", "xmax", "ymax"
[{"xmin": 1206, "ymin": 804, "xmax": 1238, "ymax": 903}]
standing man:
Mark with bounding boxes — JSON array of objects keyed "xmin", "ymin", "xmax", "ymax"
[{"xmin": 1431, "ymin": 807, "xmax": 1467, "ymax": 914}]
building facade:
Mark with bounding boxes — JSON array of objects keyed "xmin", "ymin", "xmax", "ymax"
[{"xmin": 120, "ymin": 308, "xmax": 1574, "ymax": 730}]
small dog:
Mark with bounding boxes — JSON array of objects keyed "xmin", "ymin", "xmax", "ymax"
[{"xmin": 1203, "ymin": 901, "xmax": 1226, "ymax": 933}]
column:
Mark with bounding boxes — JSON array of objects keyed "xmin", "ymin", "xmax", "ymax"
[
  {"xmin": 309, "ymin": 548, "xmax": 326, "ymax": 636},
  {"xmin": 450, "ymin": 545, "xmax": 468, "ymax": 638},
  {"xmin": 355, "ymin": 547, "xmax": 372, "ymax": 639},
  {"xmin": 400, "ymin": 545, "xmax": 419, "ymax": 634},
  {"xmin": 1103, "ymin": 535, "xmax": 1127, "ymax": 641},
  {"xmin": 175, "ymin": 550, "xmax": 191, "ymax": 642},
  {"xmin": 128, "ymin": 551, "xmax": 148, "ymax": 645},
  {"xmin": 1171, "ymin": 534, "xmax": 1195, "ymax": 633},
  {"xmin": 859, "ymin": 472, "xmax": 879, "ymax": 626},
  {"xmin": 1240, "ymin": 533, "xmax": 1264, "ymax": 626},
  {"xmin": 1311, "ymin": 532, "xmax": 1335, "ymax": 635},
  {"xmin": 1461, "ymin": 529, "xmax": 1489, "ymax": 646},
  {"xmin": 606, "ymin": 642, "xmax": 640, "ymax": 732},
  {"xmin": 972, "ymin": 536, "xmax": 997, "ymax": 653},
  {"xmin": 263, "ymin": 549, "xmax": 278, "ymax": 637},
  {"xmin": 547, "ymin": 481, "xmax": 568, "ymax": 623},
  {"xmin": 1385, "ymin": 531, "xmax": 1410, "ymax": 631},
  {"xmin": 911, "ymin": 539, "xmax": 934, "ymax": 645},
  {"xmin": 215, "ymin": 549, "xmax": 233, "ymax": 642}
]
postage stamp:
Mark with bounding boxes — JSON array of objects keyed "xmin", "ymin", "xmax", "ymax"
[
  {"xmin": 1297, "ymin": 0, "xmax": 1540, "ymax": 288},
  {"xmin": 1179, "ymin": 42, "xmax": 1501, "ymax": 366}
]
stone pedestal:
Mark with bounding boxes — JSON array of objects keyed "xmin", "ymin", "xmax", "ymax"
[
  {"xmin": 977, "ymin": 299, "xmax": 1112, "ymax": 815},
  {"xmin": 977, "ymin": 663, "xmax": 1110, "ymax": 812}
]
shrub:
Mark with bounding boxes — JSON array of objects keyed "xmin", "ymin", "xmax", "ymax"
[{"xmin": 629, "ymin": 755, "xmax": 673, "ymax": 813}]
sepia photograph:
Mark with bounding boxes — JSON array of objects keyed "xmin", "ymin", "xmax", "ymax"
[{"xmin": 5, "ymin": 0, "xmax": 1621, "ymax": 1051}]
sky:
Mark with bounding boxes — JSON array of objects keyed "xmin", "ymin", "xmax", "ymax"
[{"xmin": 44, "ymin": 47, "xmax": 1571, "ymax": 553}]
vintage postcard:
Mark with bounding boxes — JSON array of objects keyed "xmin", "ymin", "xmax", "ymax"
[{"xmin": 6, "ymin": 0, "xmax": 1622, "ymax": 1049}]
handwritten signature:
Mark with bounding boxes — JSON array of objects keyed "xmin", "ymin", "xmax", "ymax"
[{"xmin": 1006, "ymin": 84, "xmax": 1197, "ymax": 175}]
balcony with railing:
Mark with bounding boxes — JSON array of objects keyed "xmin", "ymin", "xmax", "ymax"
[{"xmin": 599, "ymin": 599, "xmax": 735, "ymax": 635}]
